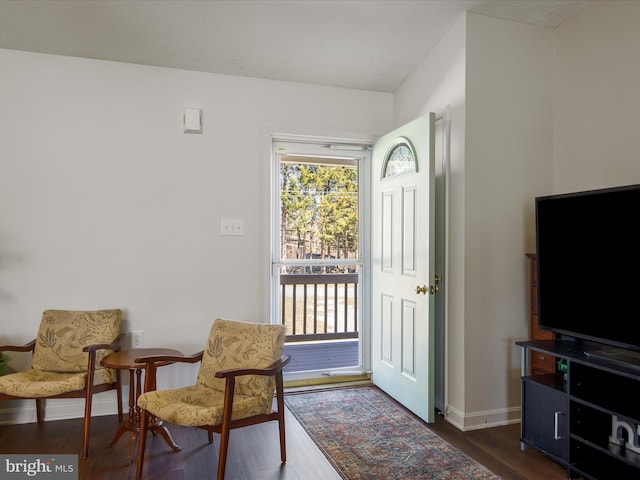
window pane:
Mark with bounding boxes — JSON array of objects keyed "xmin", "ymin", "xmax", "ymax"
[
  {"xmin": 280, "ymin": 157, "xmax": 359, "ymax": 261},
  {"xmin": 383, "ymin": 139, "xmax": 416, "ymax": 178}
]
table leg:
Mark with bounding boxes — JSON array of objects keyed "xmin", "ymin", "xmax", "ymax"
[
  {"xmin": 108, "ymin": 367, "xmax": 136, "ymax": 448},
  {"xmin": 125, "ymin": 368, "xmax": 144, "ymax": 461},
  {"xmin": 151, "ymin": 420, "xmax": 182, "ymax": 452},
  {"xmin": 109, "ymin": 367, "xmax": 182, "ymax": 462}
]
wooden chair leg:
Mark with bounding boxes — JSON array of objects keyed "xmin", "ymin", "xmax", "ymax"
[
  {"xmin": 276, "ymin": 373, "xmax": 287, "ymax": 463},
  {"xmin": 135, "ymin": 409, "xmax": 150, "ymax": 480},
  {"xmin": 217, "ymin": 377, "xmax": 235, "ymax": 480},
  {"xmin": 277, "ymin": 410, "xmax": 286, "ymax": 463},
  {"xmin": 82, "ymin": 352, "xmax": 97, "ymax": 459},
  {"xmin": 35, "ymin": 399, "xmax": 43, "ymax": 423},
  {"xmin": 217, "ymin": 425, "xmax": 231, "ymax": 480},
  {"xmin": 81, "ymin": 393, "xmax": 93, "ymax": 459}
]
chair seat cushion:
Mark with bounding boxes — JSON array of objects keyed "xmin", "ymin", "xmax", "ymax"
[
  {"xmin": 0, "ymin": 368, "xmax": 115, "ymax": 397},
  {"xmin": 138, "ymin": 385, "xmax": 269, "ymax": 427}
]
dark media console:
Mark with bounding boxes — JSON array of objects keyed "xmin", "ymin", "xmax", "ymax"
[
  {"xmin": 518, "ymin": 339, "xmax": 640, "ymax": 480},
  {"xmin": 526, "ymin": 185, "xmax": 640, "ymax": 478}
]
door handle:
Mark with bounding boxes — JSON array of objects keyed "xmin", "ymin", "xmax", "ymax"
[
  {"xmin": 554, "ymin": 411, "xmax": 564, "ymax": 440},
  {"xmin": 417, "ymin": 276, "xmax": 441, "ymax": 295}
]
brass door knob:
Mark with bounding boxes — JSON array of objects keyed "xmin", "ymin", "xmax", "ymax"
[{"xmin": 415, "ymin": 284, "xmax": 427, "ymax": 295}]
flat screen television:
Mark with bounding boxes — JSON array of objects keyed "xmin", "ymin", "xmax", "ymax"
[{"xmin": 535, "ymin": 183, "xmax": 640, "ymax": 354}]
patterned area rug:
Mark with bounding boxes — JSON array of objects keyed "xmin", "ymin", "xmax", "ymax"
[{"xmin": 285, "ymin": 386, "xmax": 502, "ymax": 480}]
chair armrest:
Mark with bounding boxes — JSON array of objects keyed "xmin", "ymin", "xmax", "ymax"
[
  {"xmin": 215, "ymin": 355, "xmax": 291, "ymax": 379},
  {"xmin": 82, "ymin": 333, "xmax": 126, "ymax": 354},
  {"xmin": 83, "ymin": 333, "xmax": 126, "ymax": 377},
  {"xmin": 0, "ymin": 339, "xmax": 36, "ymax": 353},
  {"xmin": 136, "ymin": 351, "xmax": 204, "ymax": 393}
]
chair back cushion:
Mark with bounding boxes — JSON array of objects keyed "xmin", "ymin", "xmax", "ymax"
[
  {"xmin": 197, "ymin": 318, "xmax": 285, "ymax": 403},
  {"xmin": 31, "ymin": 309, "xmax": 121, "ymax": 373}
]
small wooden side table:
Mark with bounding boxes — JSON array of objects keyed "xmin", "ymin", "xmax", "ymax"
[{"xmin": 101, "ymin": 348, "xmax": 183, "ymax": 462}]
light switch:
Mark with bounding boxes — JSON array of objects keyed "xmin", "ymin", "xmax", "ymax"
[
  {"xmin": 184, "ymin": 107, "xmax": 202, "ymax": 133},
  {"xmin": 221, "ymin": 219, "xmax": 245, "ymax": 236}
]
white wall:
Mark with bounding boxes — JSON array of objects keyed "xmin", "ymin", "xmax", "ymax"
[
  {"xmin": 554, "ymin": 0, "xmax": 640, "ymax": 193},
  {"xmin": 395, "ymin": 12, "xmax": 554, "ymax": 430},
  {"xmin": 0, "ymin": 48, "xmax": 392, "ymax": 422},
  {"xmin": 465, "ymin": 13, "xmax": 553, "ymax": 429},
  {"xmin": 431, "ymin": 0, "xmax": 640, "ymax": 430}
]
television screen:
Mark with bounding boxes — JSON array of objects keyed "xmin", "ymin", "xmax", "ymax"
[{"xmin": 535, "ymin": 184, "xmax": 640, "ymax": 353}]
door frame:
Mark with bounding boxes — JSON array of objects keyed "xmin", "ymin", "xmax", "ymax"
[
  {"xmin": 261, "ymin": 124, "xmax": 448, "ymax": 395},
  {"xmin": 434, "ymin": 109, "xmax": 450, "ymax": 414},
  {"xmin": 264, "ymin": 130, "xmax": 374, "ymax": 382}
]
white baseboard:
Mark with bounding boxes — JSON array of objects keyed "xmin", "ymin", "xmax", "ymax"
[
  {"xmin": 0, "ymin": 390, "xmax": 121, "ymax": 425},
  {"xmin": 444, "ymin": 404, "xmax": 521, "ymax": 431}
]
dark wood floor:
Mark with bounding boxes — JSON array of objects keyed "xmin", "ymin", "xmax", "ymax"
[
  {"xmin": 427, "ymin": 412, "xmax": 569, "ymax": 480},
  {"xmin": 0, "ymin": 389, "xmax": 569, "ymax": 480}
]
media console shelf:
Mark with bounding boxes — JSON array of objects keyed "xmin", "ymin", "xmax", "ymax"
[{"xmin": 517, "ymin": 339, "xmax": 640, "ymax": 480}]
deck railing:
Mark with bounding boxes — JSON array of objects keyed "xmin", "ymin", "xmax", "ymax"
[{"xmin": 280, "ymin": 273, "xmax": 359, "ymax": 342}]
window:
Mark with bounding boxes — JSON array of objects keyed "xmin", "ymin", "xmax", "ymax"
[{"xmin": 382, "ymin": 137, "xmax": 417, "ymax": 178}]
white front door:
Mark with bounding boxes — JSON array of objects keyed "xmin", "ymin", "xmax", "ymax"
[{"xmin": 371, "ymin": 113, "xmax": 436, "ymax": 422}]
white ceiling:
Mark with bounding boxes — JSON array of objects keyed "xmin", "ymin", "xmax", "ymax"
[{"xmin": 0, "ymin": 0, "xmax": 586, "ymax": 93}]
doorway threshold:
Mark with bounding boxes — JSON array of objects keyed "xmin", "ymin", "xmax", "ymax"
[{"xmin": 285, "ymin": 376, "xmax": 372, "ymax": 392}]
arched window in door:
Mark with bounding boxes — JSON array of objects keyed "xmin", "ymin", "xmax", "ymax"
[{"xmin": 382, "ymin": 137, "xmax": 417, "ymax": 178}]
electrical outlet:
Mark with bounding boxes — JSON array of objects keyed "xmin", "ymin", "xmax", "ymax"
[
  {"xmin": 131, "ymin": 330, "xmax": 144, "ymax": 349},
  {"xmin": 221, "ymin": 218, "xmax": 245, "ymax": 236}
]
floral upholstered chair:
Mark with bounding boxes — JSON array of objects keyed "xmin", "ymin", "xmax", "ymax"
[
  {"xmin": 0, "ymin": 309, "xmax": 124, "ymax": 458},
  {"xmin": 134, "ymin": 318, "xmax": 290, "ymax": 480}
]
